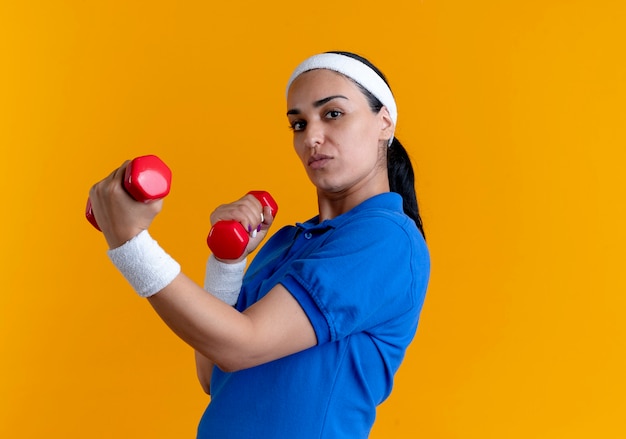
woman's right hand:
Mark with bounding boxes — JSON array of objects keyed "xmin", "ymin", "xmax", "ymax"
[{"xmin": 89, "ymin": 161, "xmax": 164, "ymax": 249}]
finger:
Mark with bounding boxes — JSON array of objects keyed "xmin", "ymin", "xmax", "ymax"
[
  {"xmin": 251, "ymin": 204, "xmax": 276, "ymax": 238},
  {"xmin": 209, "ymin": 194, "xmax": 266, "ymax": 235},
  {"xmin": 88, "ymin": 161, "xmax": 133, "ymax": 224},
  {"xmin": 111, "ymin": 160, "xmax": 130, "ymax": 186},
  {"xmin": 261, "ymin": 205, "xmax": 274, "ymax": 226},
  {"xmin": 236, "ymin": 194, "xmax": 264, "ymax": 236}
]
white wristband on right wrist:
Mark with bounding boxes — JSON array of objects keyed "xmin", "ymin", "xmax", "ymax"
[
  {"xmin": 107, "ymin": 230, "xmax": 181, "ymax": 298},
  {"xmin": 204, "ymin": 255, "xmax": 246, "ymax": 306}
]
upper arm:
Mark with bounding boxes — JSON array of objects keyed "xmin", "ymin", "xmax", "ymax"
[{"xmin": 234, "ymin": 283, "xmax": 317, "ymax": 370}]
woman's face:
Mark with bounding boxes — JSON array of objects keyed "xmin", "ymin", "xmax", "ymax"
[{"xmin": 286, "ymin": 69, "xmax": 394, "ymax": 198}]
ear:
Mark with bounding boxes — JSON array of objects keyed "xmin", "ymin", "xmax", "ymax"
[{"xmin": 378, "ymin": 106, "xmax": 395, "ymax": 142}]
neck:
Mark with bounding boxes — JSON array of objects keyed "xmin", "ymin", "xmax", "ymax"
[{"xmin": 316, "ymin": 180, "xmax": 390, "ymax": 222}]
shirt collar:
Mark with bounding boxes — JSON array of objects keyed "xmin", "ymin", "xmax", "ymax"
[{"xmin": 296, "ymin": 192, "xmax": 404, "ymax": 232}]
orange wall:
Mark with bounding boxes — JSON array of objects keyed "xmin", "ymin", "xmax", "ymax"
[{"xmin": 2, "ymin": 1, "xmax": 624, "ymax": 437}]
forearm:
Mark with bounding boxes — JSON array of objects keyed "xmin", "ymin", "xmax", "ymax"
[
  {"xmin": 147, "ymin": 272, "xmax": 256, "ymax": 372},
  {"xmin": 195, "ymin": 350, "xmax": 214, "ymax": 395}
]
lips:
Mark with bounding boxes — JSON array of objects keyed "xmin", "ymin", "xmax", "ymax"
[{"xmin": 308, "ymin": 154, "xmax": 332, "ymax": 168}]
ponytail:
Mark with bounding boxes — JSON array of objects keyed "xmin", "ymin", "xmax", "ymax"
[{"xmin": 387, "ymin": 137, "xmax": 426, "ymax": 239}]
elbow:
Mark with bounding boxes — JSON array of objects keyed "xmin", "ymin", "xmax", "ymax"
[
  {"xmin": 214, "ymin": 361, "xmax": 237, "ymax": 373},
  {"xmin": 212, "ymin": 349, "xmax": 265, "ymax": 373},
  {"xmin": 196, "ymin": 369, "xmax": 212, "ymax": 395},
  {"xmin": 199, "ymin": 379, "xmax": 211, "ymax": 395},
  {"xmin": 195, "ymin": 348, "xmax": 250, "ymax": 374},
  {"xmin": 203, "ymin": 340, "xmax": 264, "ymax": 374},
  {"xmin": 196, "ymin": 317, "xmax": 266, "ymax": 373},
  {"xmin": 213, "ymin": 357, "xmax": 253, "ymax": 374}
]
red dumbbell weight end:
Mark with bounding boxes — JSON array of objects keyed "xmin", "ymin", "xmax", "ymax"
[
  {"xmin": 86, "ymin": 155, "xmax": 172, "ymax": 231},
  {"xmin": 207, "ymin": 191, "xmax": 278, "ymax": 260}
]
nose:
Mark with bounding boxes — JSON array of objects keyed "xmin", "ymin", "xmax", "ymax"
[{"xmin": 303, "ymin": 120, "xmax": 323, "ymax": 149}]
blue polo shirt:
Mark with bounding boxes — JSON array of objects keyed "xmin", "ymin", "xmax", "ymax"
[{"xmin": 197, "ymin": 193, "xmax": 430, "ymax": 439}]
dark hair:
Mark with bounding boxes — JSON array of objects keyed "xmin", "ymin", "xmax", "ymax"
[{"xmin": 327, "ymin": 51, "xmax": 425, "ymax": 238}]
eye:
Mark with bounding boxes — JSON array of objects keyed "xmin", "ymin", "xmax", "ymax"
[
  {"xmin": 289, "ymin": 120, "xmax": 306, "ymax": 132},
  {"xmin": 325, "ymin": 110, "xmax": 343, "ymax": 120}
]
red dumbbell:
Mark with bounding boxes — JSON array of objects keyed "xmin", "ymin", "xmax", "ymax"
[
  {"xmin": 86, "ymin": 155, "xmax": 172, "ymax": 231},
  {"xmin": 207, "ymin": 191, "xmax": 278, "ymax": 260}
]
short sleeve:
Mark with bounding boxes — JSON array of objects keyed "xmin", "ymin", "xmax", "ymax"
[{"xmin": 280, "ymin": 212, "xmax": 428, "ymax": 345}]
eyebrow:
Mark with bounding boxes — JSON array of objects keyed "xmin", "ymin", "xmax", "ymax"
[{"xmin": 286, "ymin": 95, "xmax": 348, "ymax": 116}]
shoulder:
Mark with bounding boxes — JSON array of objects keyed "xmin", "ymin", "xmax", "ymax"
[{"xmin": 330, "ymin": 197, "xmax": 426, "ymax": 257}]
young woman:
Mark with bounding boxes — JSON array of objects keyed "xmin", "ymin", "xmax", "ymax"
[{"xmin": 89, "ymin": 51, "xmax": 430, "ymax": 438}]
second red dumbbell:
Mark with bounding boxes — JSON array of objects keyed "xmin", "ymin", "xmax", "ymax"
[
  {"xmin": 86, "ymin": 155, "xmax": 172, "ymax": 231},
  {"xmin": 207, "ymin": 191, "xmax": 278, "ymax": 260}
]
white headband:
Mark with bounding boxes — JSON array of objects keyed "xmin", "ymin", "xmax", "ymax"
[{"xmin": 286, "ymin": 53, "xmax": 398, "ymax": 127}]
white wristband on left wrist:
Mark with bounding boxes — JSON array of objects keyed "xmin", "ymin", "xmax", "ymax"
[{"xmin": 204, "ymin": 255, "xmax": 246, "ymax": 306}]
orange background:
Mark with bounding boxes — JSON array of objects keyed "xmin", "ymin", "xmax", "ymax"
[{"xmin": 2, "ymin": 1, "xmax": 625, "ymax": 437}]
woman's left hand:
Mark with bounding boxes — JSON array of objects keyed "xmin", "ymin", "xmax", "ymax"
[
  {"xmin": 209, "ymin": 193, "xmax": 276, "ymax": 262},
  {"xmin": 88, "ymin": 161, "xmax": 164, "ymax": 249}
]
